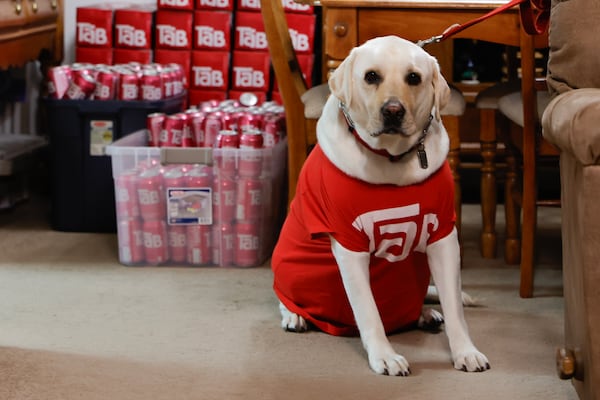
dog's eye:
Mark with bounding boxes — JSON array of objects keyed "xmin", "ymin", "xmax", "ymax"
[
  {"xmin": 406, "ymin": 72, "xmax": 422, "ymax": 86},
  {"xmin": 364, "ymin": 71, "xmax": 382, "ymax": 85}
]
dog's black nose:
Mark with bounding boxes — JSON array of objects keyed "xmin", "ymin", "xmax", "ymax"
[{"xmin": 381, "ymin": 99, "xmax": 405, "ymax": 125}]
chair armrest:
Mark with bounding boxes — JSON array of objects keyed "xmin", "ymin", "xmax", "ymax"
[{"xmin": 542, "ymin": 88, "xmax": 600, "ymax": 166}]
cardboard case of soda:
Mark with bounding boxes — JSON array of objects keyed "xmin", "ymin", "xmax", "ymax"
[{"xmin": 106, "ymin": 129, "xmax": 287, "ymax": 268}]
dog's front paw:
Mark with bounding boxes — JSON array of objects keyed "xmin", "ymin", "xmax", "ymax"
[
  {"xmin": 279, "ymin": 302, "xmax": 308, "ymax": 332},
  {"xmin": 367, "ymin": 346, "xmax": 411, "ymax": 376},
  {"xmin": 452, "ymin": 349, "xmax": 490, "ymax": 372}
]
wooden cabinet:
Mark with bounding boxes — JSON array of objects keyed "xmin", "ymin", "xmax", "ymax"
[{"xmin": 0, "ymin": 0, "xmax": 62, "ymax": 69}]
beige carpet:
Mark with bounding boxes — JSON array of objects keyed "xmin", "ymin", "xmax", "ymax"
[{"xmin": 0, "ymin": 194, "xmax": 578, "ymax": 400}]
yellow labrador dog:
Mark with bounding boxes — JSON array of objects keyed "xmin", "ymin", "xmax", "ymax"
[{"xmin": 271, "ymin": 36, "xmax": 489, "ymax": 376}]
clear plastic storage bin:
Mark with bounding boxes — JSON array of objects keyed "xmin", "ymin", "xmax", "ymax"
[{"xmin": 106, "ymin": 130, "xmax": 287, "ymax": 267}]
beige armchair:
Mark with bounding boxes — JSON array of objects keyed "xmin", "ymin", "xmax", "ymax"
[{"xmin": 541, "ymin": 0, "xmax": 600, "ymax": 397}]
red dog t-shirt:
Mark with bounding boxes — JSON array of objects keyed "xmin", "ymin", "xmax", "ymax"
[{"xmin": 272, "ymin": 144, "xmax": 456, "ymax": 336}]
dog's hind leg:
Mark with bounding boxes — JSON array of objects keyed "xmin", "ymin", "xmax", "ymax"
[
  {"xmin": 279, "ymin": 302, "xmax": 309, "ymax": 332},
  {"xmin": 418, "ymin": 307, "xmax": 444, "ymax": 333},
  {"xmin": 426, "ymin": 285, "xmax": 476, "ymax": 307}
]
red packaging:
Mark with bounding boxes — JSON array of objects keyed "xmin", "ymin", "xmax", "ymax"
[
  {"xmin": 75, "ymin": 47, "xmax": 113, "ymax": 64},
  {"xmin": 234, "ymin": 220, "xmax": 260, "ymax": 267},
  {"xmin": 212, "ymin": 221, "xmax": 234, "ymax": 266},
  {"xmin": 235, "ymin": 177, "xmax": 264, "ymax": 221},
  {"xmin": 282, "ymin": 0, "xmax": 314, "ymax": 14},
  {"xmin": 155, "ymin": 10, "xmax": 193, "ymax": 50},
  {"xmin": 113, "ymin": 49, "xmax": 153, "ymax": 64},
  {"xmin": 147, "ymin": 112, "xmax": 166, "ymax": 147},
  {"xmin": 196, "ymin": 0, "xmax": 234, "ymax": 11},
  {"xmin": 65, "ymin": 69, "xmax": 96, "ymax": 100},
  {"xmin": 158, "ymin": 0, "xmax": 194, "ymax": 11},
  {"xmin": 191, "ymin": 50, "xmax": 230, "ymax": 90},
  {"xmin": 47, "ymin": 65, "xmax": 71, "ymax": 99},
  {"xmin": 161, "ymin": 114, "xmax": 185, "ymax": 146},
  {"xmin": 186, "ymin": 224, "xmax": 212, "ymax": 265},
  {"xmin": 137, "ymin": 167, "xmax": 166, "ymax": 220},
  {"xmin": 231, "ymin": 50, "xmax": 270, "ymax": 91},
  {"xmin": 214, "ymin": 177, "xmax": 236, "ymax": 221},
  {"xmin": 142, "ymin": 219, "xmax": 169, "ymax": 265},
  {"xmin": 115, "ymin": 169, "xmax": 141, "ymax": 218},
  {"xmin": 117, "ymin": 69, "xmax": 140, "ymax": 100},
  {"xmin": 193, "ymin": 10, "xmax": 232, "ymax": 51},
  {"xmin": 236, "ymin": 0, "xmax": 260, "ymax": 12},
  {"xmin": 168, "ymin": 225, "xmax": 187, "ymax": 263},
  {"xmin": 114, "ymin": 6, "xmax": 155, "ymax": 49},
  {"xmin": 118, "ymin": 217, "xmax": 145, "ymax": 264},
  {"xmin": 188, "ymin": 89, "xmax": 228, "ymax": 106},
  {"xmin": 140, "ymin": 69, "xmax": 164, "ymax": 100},
  {"xmin": 285, "ymin": 13, "xmax": 316, "ymax": 54},
  {"xmin": 234, "ymin": 12, "xmax": 268, "ymax": 51},
  {"xmin": 76, "ymin": 5, "xmax": 115, "ymax": 48},
  {"xmin": 154, "ymin": 50, "xmax": 191, "ymax": 88},
  {"xmin": 94, "ymin": 68, "xmax": 118, "ymax": 100}
]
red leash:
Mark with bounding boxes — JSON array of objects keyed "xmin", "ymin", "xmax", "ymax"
[{"xmin": 418, "ymin": 0, "xmax": 550, "ymax": 47}]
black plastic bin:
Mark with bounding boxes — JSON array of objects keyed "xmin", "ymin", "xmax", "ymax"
[{"xmin": 44, "ymin": 95, "xmax": 185, "ymax": 233}]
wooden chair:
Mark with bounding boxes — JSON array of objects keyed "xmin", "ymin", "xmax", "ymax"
[
  {"xmin": 260, "ymin": 0, "xmax": 466, "ymax": 233},
  {"xmin": 498, "ymin": 72, "xmax": 558, "ymax": 298}
]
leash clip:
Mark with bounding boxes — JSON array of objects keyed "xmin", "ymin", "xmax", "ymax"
[{"xmin": 416, "ymin": 34, "xmax": 443, "ymax": 48}]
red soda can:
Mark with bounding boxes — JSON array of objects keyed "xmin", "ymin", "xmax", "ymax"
[
  {"xmin": 235, "ymin": 177, "xmax": 264, "ymax": 221},
  {"xmin": 221, "ymin": 111, "xmax": 239, "ymax": 134},
  {"xmin": 163, "ymin": 166, "xmax": 185, "ymax": 188},
  {"xmin": 213, "ymin": 221, "xmax": 234, "ymax": 266},
  {"xmin": 115, "ymin": 169, "xmax": 140, "ymax": 218},
  {"xmin": 117, "ymin": 217, "xmax": 145, "ymax": 264},
  {"xmin": 140, "ymin": 69, "xmax": 163, "ymax": 101},
  {"xmin": 215, "ymin": 129, "xmax": 240, "ymax": 176},
  {"xmin": 263, "ymin": 114, "xmax": 282, "ymax": 148},
  {"xmin": 213, "ymin": 177, "xmax": 236, "ymax": 222},
  {"xmin": 65, "ymin": 69, "xmax": 96, "ymax": 100},
  {"xmin": 146, "ymin": 112, "xmax": 166, "ymax": 147},
  {"xmin": 234, "ymin": 221, "xmax": 261, "ymax": 267},
  {"xmin": 186, "ymin": 224, "xmax": 212, "ymax": 265},
  {"xmin": 239, "ymin": 110, "xmax": 264, "ymax": 134},
  {"xmin": 160, "ymin": 114, "xmax": 184, "ymax": 147},
  {"xmin": 47, "ymin": 65, "xmax": 72, "ymax": 99},
  {"xmin": 142, "ymin": 219, "xmax": 169, "ymax": 265},
  {"xmin": 186, "ymin": 109, "xmax": 206, "ymax": 147},
  {"xmin": 168, "ymin": 225, "xmax": 187, "ymax": 263},
  {"xmin": 203, "ymin": 111, "xmax": 222, "ymax": 148},
  {"xmin": 178, "ymin": 112, "xmax": 195, "ymax": 147},
  {"xmin": 117, "ymin": 69, "xmax": 140, "ymax": 100},
  {"xmin": 137, "ymin": 166, "xmax": 166, "ymax": 220},
  {"xmin": 94, "ymin": 68, "xmax": 118, "ymax": 100},
  {"xmin": 238, "ymin": 129, "xmax": 264, "ymax": 177}
]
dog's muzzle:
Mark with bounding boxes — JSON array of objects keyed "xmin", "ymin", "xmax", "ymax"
[{"xmin": 381, "ymin": 99, "xmax": 406, "ymax": 134}]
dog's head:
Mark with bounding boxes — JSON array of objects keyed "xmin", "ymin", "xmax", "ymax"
[{"xmin": 329, "ymin": 36, "xmax": 450, "ymax": 145}]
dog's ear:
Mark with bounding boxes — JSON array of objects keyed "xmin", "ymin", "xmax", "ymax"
[
  {"xmin": 328, "ymin": 48, "xmax": 356, "ymax": 106},
  {"xmin": 431, "ymin": 56, "xmax": 451, "ymax": 121}
]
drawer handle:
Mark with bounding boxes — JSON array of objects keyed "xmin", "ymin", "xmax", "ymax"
[
  {"xmin": 14, "ymin": 0, "xmax": 22, "ymax": 15},
  {"xmin": 333, "ymin": 23, "xmax": 348, "ymax": 37},
  {"xmin": 51, "ymin": 0, "xmax": 57, "ymax": 9},
  {"xmin": 30, "ymin": 0, "xmax": 38, "ymax": 13}
]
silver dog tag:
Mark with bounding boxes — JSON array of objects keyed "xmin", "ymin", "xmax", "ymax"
[{"xmin": 417, "ymin": 143, "xmax": 428, "ymax": 169}]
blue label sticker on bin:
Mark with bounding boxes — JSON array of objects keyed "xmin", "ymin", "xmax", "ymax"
[{"xmin": 167, "ymin": 187, "xmax": 213, "ymax": 225}]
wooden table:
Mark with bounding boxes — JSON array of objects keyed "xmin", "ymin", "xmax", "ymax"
[{"xmin": 320, "ymin": 0, "xmax": 547, "ymax": 257}]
